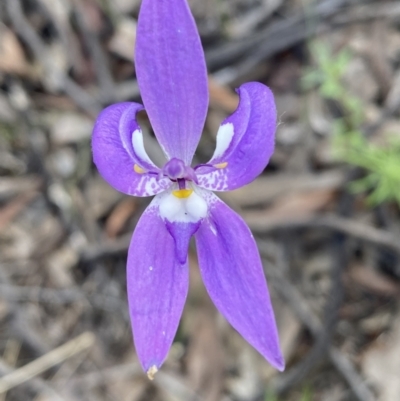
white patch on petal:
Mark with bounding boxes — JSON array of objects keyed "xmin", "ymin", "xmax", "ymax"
[
  {"xmin": 212, "ymin": 123, "xmax": 234, "ymax": 159},
  {"xmin": 159, "ymin": 188, "xmax": 207, "ymax": 223},
  {"xmin": 132, "ymin": 129, "xmax": 155, "ymax": 165}
]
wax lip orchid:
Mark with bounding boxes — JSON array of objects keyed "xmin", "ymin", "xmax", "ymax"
[{"xmin": 92, "ymin": 0, "xmax": 284, "ymax": 378}]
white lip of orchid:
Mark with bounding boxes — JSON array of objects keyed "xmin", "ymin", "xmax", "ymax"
[{"xmin": 159, "ymin": 183, "xmax": 207, "ymax": 224}]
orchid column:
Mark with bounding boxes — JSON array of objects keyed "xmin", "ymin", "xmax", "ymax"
[{"xmin": 92, "ymin": 0, "xmax": 284, "ymax": 378}]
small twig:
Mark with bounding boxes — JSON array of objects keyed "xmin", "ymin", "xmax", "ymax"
[
  {"xmin": 0, "ymin": 360, "xmax": 66, "ymax": 401},
  {"xmin": 0, "ymin": 271, "xmax": 51, "ymax": 358},
  {"xmin": 331, "ymin": 2, "xmax": 400, "ymax": 25},
  {"xmin": 0, "ymin": 332, "xmax": 95, "ymax": 394},
  {"xmin": 0, "ymin": 190, "xmax": 39, "ymax": 231},
  {"xmin": 71, "ymin": 362, "xmax": 142, "ymax": 389},
  {"xmin": 6, "ymin": 0, "xmax": 100, "ymax": 117},
  {"xmin": 71, "ymin": 0, "xmax": 115, "ymax": 103},
  {"xmin": 225, "ymin": 0, "xmax": 282, "ymax": 38},
  {"xmin": 79, "ymin": 233, "xmax": 131, "ymax": 262},
  {"xmin": 156, "ymin": 371, "xmax": 204, "ymax": 401},
  {"xmin": 261, "ymin": 250, "xmax": 375, "ymax": 401},
  {"xmin": 0, "ymin": 284, "xmax": 128, "ymax": 318},
  {"xmin": 0, "ymin": 176, "xmax": 42, "ymax": 200},
  {"xmin": 365, "ymin": 69, "xmax": 400, "ymax": 137},
  {"xmin": 245, "ymin": 214, "xmax": 400, "ymax": 255},
  {"xmin": 274, "ymin": 180, "xmax": 353, "ymax": 394},
  {"xmin": 206, "ymin": 0, "xmax": 350, "ymax": 71},
  {"xmin": 80, "ymin": 212, "xmax": 400, "ymax": 265}
]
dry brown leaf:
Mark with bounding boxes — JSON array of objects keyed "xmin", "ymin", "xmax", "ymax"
[
  {"xmin": 208, "ymin": 77, "xmax": 239, "ymax": 113},
  {"xmin": 242, "ymin": 188, "xmax": 337, "ymax": 230},
  {"xmin": 0, "ymin": 24, "xmax": 30, "ymax": 76},
  {"xmin": 50, "ymin": 112, "xmax": 93, "ymax": 144},
  {"xmin": 185, "ymin": 310, "xmax": 224, "ymax": 401},
  {"xmin": 109, "ymin": 18, "xmax": 137, "ymax": 61},
  {"xmin": 222, "ymin": 170, "xmax": 345, "ymax": 207},
  {"xmin": 185, "ymin": 253, "xmax": 224, "ymax": 401},
  {"xmin": 0, "ymin": 191, "xmax": 40, "ymax": 232},
  {"xmin": 105, "ymin": 198, "xmax": 138, "ymax": 238},
  {"xmin": 362, "ymin": 316, "xmax": 400, "ymax": 401},
  {"xmin": 347, "ymin": 265, "xmax": 400, "ymax": 297}
]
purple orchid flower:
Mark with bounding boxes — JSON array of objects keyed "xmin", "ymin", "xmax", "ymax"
[{"xmin": 92, "ymin": 0, "xmax": 284, "ymax": 378}]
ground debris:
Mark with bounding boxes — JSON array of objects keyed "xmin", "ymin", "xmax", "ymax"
[{"xmin": 1, "ymin": 1, "xmax": 399, "ymax": 400}]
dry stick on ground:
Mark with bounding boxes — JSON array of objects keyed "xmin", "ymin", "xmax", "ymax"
[
  {"xmin": 70, "ymin": 0, "xmax": 115, "ymax": 103},
  {"xmin": 80, "ymin": 232, "xmax": 131, "ymax": 262},
  {"xmin": 0, "ymin": 190, "xmax": 39, "ymax": 231},
  {"xmin": 0, "ymin": 360, "xmax": 66, "ymax": 401},
  {"xmin": 71, "ymin": 362, "xmax": 142, "ymax": 389},
  {"xmin": 207, "ymin": 0, "xmax": 352, "ymax": 84},
  {"xmin": 155, "ymin": 371, "xmax": 204, "ymax": 401},
  {"xmin": 78, "ymin": 212, "xmax": 400, "ymax": 264},
  {"xmin": 259, "ymin": 245, "xmax": 376, "ymax": 401},
  {"xmin": 5, "ymin": 0, "xmax": 101, "ymax": 117},
  {"xmin": 331, "ymin": 2, "xmax": 400, "ymax": 26},
  {"xmin": 0, "ymin": 284, "xmax": 129, "ymax": 319},
  {"xmin": 0, "ymin": 332, "xmax": 95, "ymax": 394},
  {"xmin": 271, "ymin": 240, "xmax": 346, "ymax": 395},
  {"xmin": 225, "ymin": 0, "xmax": 283, "ymax": 39},
  {"xmin": 206, "ymin": 0, "xmax": 351, "ymax": 69},
  {"xmin": 246, "ymin": 214, "xmax": 400, "ymax": 255},
  {"xmin": 211, "ymin": 0, "xmax": 398, "ymax": 85},
  {"xmin": 365, "ymin": 69, "xmax": 400, "ymax": 137},
  {"xmin": 0, "ymin": 270, "xmax": 52, "ymax": 359},
  {"xmin": 274, "ymin": 185, "xmax": 354, "ymax": 395},
  {"xmin": 33, "ymin": 0, "xmax": 85, "ymax": 75}
]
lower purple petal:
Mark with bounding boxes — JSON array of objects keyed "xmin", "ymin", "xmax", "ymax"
[
  {"xmin": 127, "ymin": 199, "xmax": 189, "ymax": 374},
  {"xmin": 195, "ymin": 193, "xmax": 284, "ymax": 370}
]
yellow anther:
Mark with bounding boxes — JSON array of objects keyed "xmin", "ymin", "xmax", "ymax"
[
  {"xmin": 133, "ymin": 164, "xmax": 146, "ymax": 174},
  {"xmin": 172, "ymin": 189, "xmax": 193, "ymax": 198},
  {"xmin": 214, "ymin": 162, "xmax": 228, "ymax": 169}
]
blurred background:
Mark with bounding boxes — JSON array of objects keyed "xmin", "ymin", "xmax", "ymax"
[{"xmin": 1, "ymin": 0, "xmax": 400, "ymax": 400}]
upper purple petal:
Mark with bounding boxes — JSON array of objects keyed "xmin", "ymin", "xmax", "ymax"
[
  {"xmin": 92, "ymin": 102, "xmax": 171, "ymax": 196},
  {"xmin": 127, "ymin": 198, "xmax": 189, "ymax": 374},
  {"xmin": 196, "ymin": 82, "xmax": 276, "ymax": 191},
  {"xmin": 135, "ymin": 0, "xmax": 209, "ymax": 164},
  {"xmin": 195, "ymin": 192, "xmax": 284, "ymax": 370}
]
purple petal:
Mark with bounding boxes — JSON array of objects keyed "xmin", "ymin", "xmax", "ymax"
[
  {"xmin": 195, "ymin": 192, "xmax": 284, "ymax": 370},
  {"xmin": 165, "ymin": 221, "xmax": 200, "ymax": 264},
  {"xmin": 135, "ymin": 0, "xmax": 208, "ymax": 164},
  {"xmin": 92, "ymin": 102, "xmax": 171, "ymax": 196},
  {"xmin": 127, "ymin": 199, "xmax": 188, "ymax": 374},
  {"xmin": 196, "ymin": 82, "xmax": 276, "ymax": 191}
]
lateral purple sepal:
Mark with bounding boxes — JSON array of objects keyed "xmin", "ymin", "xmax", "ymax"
[
  {"xmin": 92, "ymin": 102, "xmax": 170, "ymax": 196},
  {"xmin": 135, "ymin": 0, "xmax": 209, "ymax": 164},
  {"xmin": 195, "ymin": 193, "xmax": 285, "ymax": 370},
  {"xmin": 127, "ymin": 199, "xmax": 189, "ymax": 372},
  {"xmin": 196, "ymin": 82, "xmax": 276, "ymax": 191}
]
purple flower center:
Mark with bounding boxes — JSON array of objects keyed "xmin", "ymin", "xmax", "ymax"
[{"xmin": 162, "ymin": 158, "xmax": 197, "ymax": 188}]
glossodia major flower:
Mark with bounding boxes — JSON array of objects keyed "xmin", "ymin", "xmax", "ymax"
[{"xmin": 92, "ymin": 0, "xmax": 284, "ymax": 378}]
